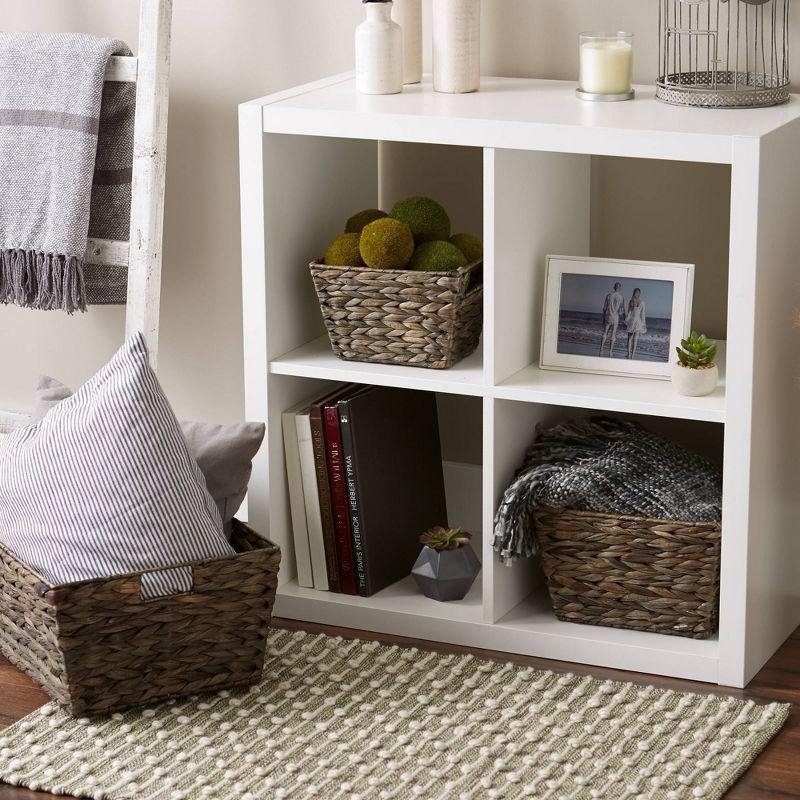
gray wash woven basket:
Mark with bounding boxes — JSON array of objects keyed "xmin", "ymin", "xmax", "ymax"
[
  {"xmin": 0, "ymin": 521, "xmax": 281, "ymax": 716},
  {"xmin": 534, "ymin": 506, "xmax": 721, "ymax": 639},
  {"xmin": 309, "ymin": 259, "xmax": 483, "ymax": 370}
]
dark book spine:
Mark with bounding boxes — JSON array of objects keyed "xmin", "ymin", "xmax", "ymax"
[
  {"xmin": 309, "ymin": 404, "xmax": 340, "ymax": 593},
  {"xmin": 323, "ymin": 403, "xmax": 358, "ymax": 595},
  {"xmin": 338, "ymin": 399, "xmax": 368, "ymax": 596}
]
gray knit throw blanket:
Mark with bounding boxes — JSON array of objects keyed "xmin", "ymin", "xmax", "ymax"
[
  {"xmin": 0, "ymin": 33, "xmax": 134, "ymax": 313},
  {"xmin": 492, "ymin": 417, "xmax": 722, "ymax": 562}
]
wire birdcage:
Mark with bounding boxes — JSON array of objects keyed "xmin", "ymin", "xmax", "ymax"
[{"xmin": 657, "ymin": 0, "xmax": 791, "ymax": 108}]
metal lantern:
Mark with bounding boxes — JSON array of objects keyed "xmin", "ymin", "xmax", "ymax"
[{"xmin": 657, "ymin": 0, "xmax": 791, "ymax": 108}]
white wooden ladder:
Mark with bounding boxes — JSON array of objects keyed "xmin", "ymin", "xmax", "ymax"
[
  {"xmin": 0, "ymin": 0, "xmax": 172, "ymax": 434},
  {"xmin": 102, "ymin": 0, "xmax": 172, "ymax": 366}
]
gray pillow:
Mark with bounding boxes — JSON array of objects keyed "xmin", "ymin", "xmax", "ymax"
[
  {"xmin": 2, "ymin": 334, "xmax": 233, "ymax": 599},
  {"xmin": 180, "ymin": 420, "xmax": 264, "ymax": 533},
  {"xmin": 30, "ymin": 375, "xmax": 72, "ymax": 413},
  {"xmin": 31, "ymin": 376, "xmax": 264, "ymax": 535}
]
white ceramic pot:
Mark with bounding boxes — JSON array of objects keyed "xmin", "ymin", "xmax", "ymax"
[
  {"xmin": 432, "ymin": 0, "xmax": 481, "ymax": 94},
  {"xmin": 671, "ymin": 362, "xmax": 719, "ymax": 397},
  {"xmin": 356, "ymin": 0, "xmax": 403, "ymax": 95},
  {"xmin": 393, "ymin": 0, "xmax": 422, "ymax": 84}
]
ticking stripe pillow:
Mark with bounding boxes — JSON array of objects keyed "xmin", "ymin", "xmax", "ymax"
[
  {"xmin": 28, "ymin": 376, "xmax": 266, "ymax": 539},
  {"xmin": 0, "ymin": 333, "xmax": 234, "ymax": 599}
]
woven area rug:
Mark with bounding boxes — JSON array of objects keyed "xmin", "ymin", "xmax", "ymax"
[{"xmin": 0, "ymin": 628, "xmax": 789, "ymax": 800}]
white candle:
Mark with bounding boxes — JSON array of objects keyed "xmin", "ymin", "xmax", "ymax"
[{"xmin": 579, "ymin": 34, "xmax": 633, "ymax": 96}]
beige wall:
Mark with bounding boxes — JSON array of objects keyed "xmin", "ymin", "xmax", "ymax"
[
  {"xmin": 0, "ymin": 0, "xmax": 363, "ymax": 419},
  {"xmin": 1, "ymin": 1, "xmax": 796, "ymax": 420}
]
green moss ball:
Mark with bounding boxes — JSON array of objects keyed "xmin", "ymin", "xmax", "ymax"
[
  {"xmin": 324, "ymin": 233, "xmax": 365, "ymax": 267},
  {"xmin": 359, "ymin": 218, "xmax": 415, "ymax": 270},
  {"xmin": 409, "ymin": 241, "xmax": 468, "ymax": 272},
  {"xmin": 345, "ymin": 208, "xmax": 388, "ymax": 234},
  {"xmin": 449, "ymin": 233, "xmax": 483, "ymax": 263},
  {"xmin": 390, "ymin": 196, "xmax": 451, "ymax": 244}
]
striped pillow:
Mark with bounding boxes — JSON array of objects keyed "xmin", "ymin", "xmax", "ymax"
[
  {"xmin": 28, "ymin": 376, "xmax": 266, "ymax": 538},
  {"xmin": 0, "ymin": 334, "xmax": 234, "ymax": 599}
]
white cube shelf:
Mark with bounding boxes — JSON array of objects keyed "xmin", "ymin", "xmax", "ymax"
[{"xmin": 240, "ymin": 74, "xmax": 800, "ymax": 687}]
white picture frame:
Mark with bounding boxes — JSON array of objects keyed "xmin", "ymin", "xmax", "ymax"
[{"xmin": 540, "ymin": 255, "xmax": 695, "ymax": 380}]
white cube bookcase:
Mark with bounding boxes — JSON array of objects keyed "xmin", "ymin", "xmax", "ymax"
[{"xmin": 239, "ymin": 74, "xmax": 800, "ymax": 688}]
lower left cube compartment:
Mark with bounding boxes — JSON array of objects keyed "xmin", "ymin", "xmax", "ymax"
[{"xmin": 0, "ymin": 520, "xmax": 280, "ymax": 716}]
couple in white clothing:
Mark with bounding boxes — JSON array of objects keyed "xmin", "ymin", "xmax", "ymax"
[{"xmin": 599, "ymin": 282, "xmax": 647, "ymax": 359}]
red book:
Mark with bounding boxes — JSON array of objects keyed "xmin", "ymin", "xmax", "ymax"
[
  {"xmin": 323, "ymin": 399, "xmax": 358, "ymax": 595},
  {"xmin": 309, "ymin": 395, "xmax": 339, "ymax": 594}
]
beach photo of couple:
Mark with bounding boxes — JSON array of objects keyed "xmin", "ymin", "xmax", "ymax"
[{"xmin": 556, "ymin": 273, "xmax": 674, "ymax": 363}]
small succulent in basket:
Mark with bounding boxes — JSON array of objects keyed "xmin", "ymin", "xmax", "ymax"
[
  {"xmin": 671, "ymin": 331, "xmax": 719, "ymax": 397},
  {"xmin": 412, "ymin": 525, "xmax": 481, "ymax": 602}
]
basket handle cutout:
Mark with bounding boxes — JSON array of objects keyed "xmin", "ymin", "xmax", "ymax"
[{"xmin": 139, "ymin": 565, "xmax": 195, "ymax": 602}]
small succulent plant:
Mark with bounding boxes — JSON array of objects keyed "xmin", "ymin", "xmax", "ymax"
[
  {"xmin": 419, "ymin": 525, "xmax": 472, "ymax": 551},
  {"xmin": 676, "ymin": 331, "xmax": 717, "ymax": 369}
]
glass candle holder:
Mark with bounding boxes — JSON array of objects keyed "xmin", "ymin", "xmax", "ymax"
[{"xmin": 577, "ymin": 32, "xmax": 634, "ymax": 102}]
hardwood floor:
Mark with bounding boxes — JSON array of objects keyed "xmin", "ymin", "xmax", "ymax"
[{"xmin": 1, "ymin": 619, "xmax": 797, "ymax": 799}]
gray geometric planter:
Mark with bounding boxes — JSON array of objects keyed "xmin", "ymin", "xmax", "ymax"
[{"xmin": 411, "ymin": 544, "xmax": 481, "ymax": 602}]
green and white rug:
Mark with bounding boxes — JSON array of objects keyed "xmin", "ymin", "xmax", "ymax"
[{"xmin": 0, "ymin": 628, "xmax": 789, "ymax": 800}]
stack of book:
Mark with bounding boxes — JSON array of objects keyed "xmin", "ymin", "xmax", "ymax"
[{"xmin": 282, "ymin": 385, "xmax": 448, "ymax": 597}]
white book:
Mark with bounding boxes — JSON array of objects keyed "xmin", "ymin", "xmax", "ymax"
[
  {"xmin": 282, "ymin": 401, "xmax": 314, "ymax": 588},
  {"xmin": 296, "ymin": 408, "xmax": 329, "ymax": 591}
]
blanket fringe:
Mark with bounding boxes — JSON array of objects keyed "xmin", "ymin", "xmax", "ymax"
[{"xmin": 0, "ymin": 248, "xmax": 86, "ymax": 313}]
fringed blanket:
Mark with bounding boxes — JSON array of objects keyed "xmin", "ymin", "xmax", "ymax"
[
  {"xmin": 0, "ymin": 33, "xmax": 134, "ymax": 313},
  {"xmin": 492, "ymin": 417, "xmax": 723, "ymax": 562}
]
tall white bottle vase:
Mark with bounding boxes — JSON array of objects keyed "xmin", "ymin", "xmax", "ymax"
[
  {"xmin": 432, "ymin": 0, "xmax": 481, "ymax": 94},
  {"xmin": 356, "ymin": 0, "xmax": 404, "ymax": 95},
  {"xmin": 392, "ymin": 0, "xmax": 422, "ymax": 84}
]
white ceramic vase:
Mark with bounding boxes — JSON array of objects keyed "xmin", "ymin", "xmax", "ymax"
[
  {"xmin": 671, "ymin": 362, "xmax": 719, "ymax": 397},
  {"xmin": 356, "ymin": 0, "xmax": 403, "ymax": 95},
  {"xmin": 392, "ymin": 0, "xmax": 422, "ymax": 84},
  {"xmin": 432, "ymin": 0, "xmax": 481, "ymax": 94}
]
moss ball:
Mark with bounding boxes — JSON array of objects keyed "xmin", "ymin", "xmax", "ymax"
[
  {"xmin": 409, "ymin": 241, "xmax": 468, "ymax": 272},
  {"xmin": 345, "ymin": 208, "xmax": 388, "ymax": 234},
  {"xmin": 390, "ymin": 196, "xmax": 451, "ymax": 245},
  {"xmin": 325, "ymin": 233, "xmax": 365, "ymax": 267},
  {"xmin": 359, "ymin": 217, "xmax": 415, "ymax": 270},
  {"xmin": 449, "ymin": 233, "xmax": 483, "ymax": 263}
]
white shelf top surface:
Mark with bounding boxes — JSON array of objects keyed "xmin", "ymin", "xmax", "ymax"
[
  {"xmin": 270, "ymin": 335, "xmax": 725, "ymax": 421},
  {"xmin": 497, "ymin": 342, "xmax": 726, "ymax": 423},
  {"xmin": 278, "ymin": 574, "xmax": 484, "ymax": 625},
  {"xmin": 270, "ymin": 335, "xmax": 485, "ymax": 396},
  {"xmin": 255, "ymin": 74, "xmax": 800, "ymax": 163},
  {"xmin": 276, "ymin": 578, "xmax": 718, "ymax": 677}
]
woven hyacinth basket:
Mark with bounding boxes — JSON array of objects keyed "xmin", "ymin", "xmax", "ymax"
[
  {"xmin": 0, "ymin": 521, "xmax": 280, "ymax": 715},
  {"xmin": 309, "ymin": 259, "xmax": 483, "ymax": 370},
  {"xmin": 533, "ymin": 507, "xmax": 721, "ymax": 639}
]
